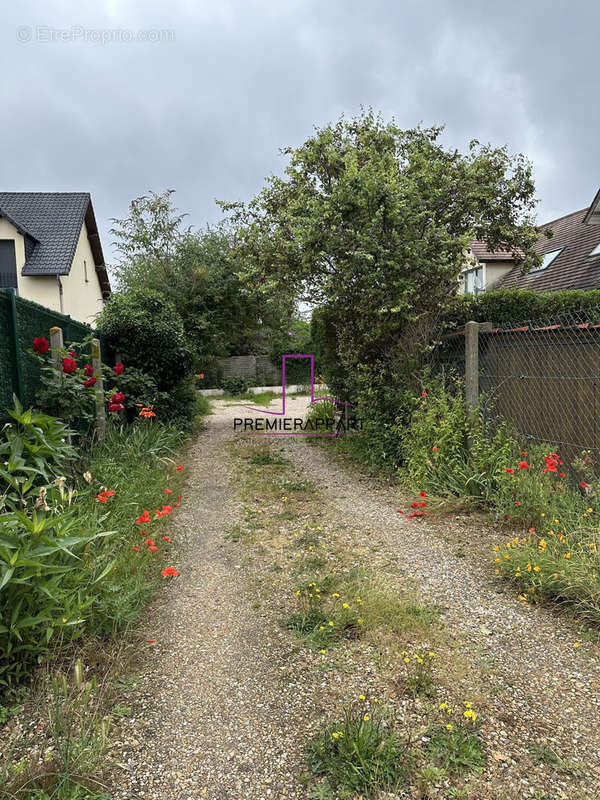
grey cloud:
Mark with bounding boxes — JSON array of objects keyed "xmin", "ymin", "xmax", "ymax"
[{"xmin": 1, "ymin": 0, "xmax": 598, "ymax": 262}]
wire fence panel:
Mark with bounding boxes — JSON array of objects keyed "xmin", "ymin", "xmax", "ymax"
[
  {"xmin": 433, "ymin": 307, "xmax": 600, "ymax": 465},
  {"xmin": 0, "ymin": 288, "xmax": 104, "ymax": 424}
]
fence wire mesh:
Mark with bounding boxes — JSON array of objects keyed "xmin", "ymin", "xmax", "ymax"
[
  {"xmin": 432, "ymin": 307, "xmax": 600, "ymax": 465},
  {"xmin": 0, "ymin": 289, "xmax": 101, "ymax": 424}
]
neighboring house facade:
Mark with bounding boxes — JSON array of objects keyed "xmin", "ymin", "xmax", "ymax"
[
  {"xmin": 0, "ymin": 192, "xmax": 110, "ymax": 324},
  {"xmin": 459, "ymin": 187, "xmax": 600, "ymax": 294}
]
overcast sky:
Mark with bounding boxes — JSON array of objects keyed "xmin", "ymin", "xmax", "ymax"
[{"xmin": 1, "ymin": 0, "xmax": 598, "ymax": 265}]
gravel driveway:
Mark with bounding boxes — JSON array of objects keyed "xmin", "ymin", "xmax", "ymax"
[{"xmin": 112, "ymin": 397, "xmax": 600, "ymax": 799}]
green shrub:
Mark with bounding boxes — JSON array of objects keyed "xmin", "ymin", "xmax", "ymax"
[
  {"xmin": 97, "ymin": 289, "xmax": 193, "ymax": 391},
  {"xmin": 0, "ymin": 402, "xmax": 186, "ymax": 686},
  {"xmin": 220, "ymin": 375, "xmax": 250, "ymax": 396},
  {"xmin": 403, "ymin": 374, "xmax": 516, "ymax": 503},
  {"xmin": 0, "ymin": 400, "xmax": 76, "ymax": 509},
  {"xmin": 444, "ymin": 288, "xmax": 600, "ymax": 330}
]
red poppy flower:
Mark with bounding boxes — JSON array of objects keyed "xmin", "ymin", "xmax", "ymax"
[
  {"xmin": 83, "ymin": 364, "xmax": 94, "ymax": 376},
  {"xmin": 559, "ymin": 472, "xmax": 566, "ymax": 478},
  {"xmin": 411, "ymin": 501, "xmax": 419, "ymax": 508},
  {"xmin": 84, "ymin": 376, "xmax": 97, "ymax": 388},
  {"xmin": 132, "ymin": 545, "xmax": 139, "ymax": 551},
  {"xmin": 515, "ymin": 501, "xmax": 521, "ymax": 506},
  {"xmin": 62, "ymin": 357, "xmax": 77, "ymax": 374},
  {"xmin": 161, "ymin": 536, "xmax": 171, "ymax": 542},
  {"xmin": 147, "ymin": 638, "xmax": 156, "ymax": 643},
  {"xmin": 162, "ymin": 504, "xmax": 172, "ymax": 513},
  {"xmin": 505, "ymin": 467, "xmax": 514, "ymax": 474},
  {"xmin": 518, "ymin": 461, "xmax": 530, "ymax": 470},
  {"xmin": 176, "ymin": 465, "xmax": 184, "ymax": 471},
  {"xmin": 432, "ymin": 446, "xmax": 439, "ymax": 453},
  {"xmin": 95, "ymin": 489, "xmax": 114, "ymax": 502},
  {"xmin": 33, "ymin": 337, "xmax": 50, "ymax": 354},
  {"xmin": 114, "ymin": 362, "xmax": 124, "ymax": 376},
  {"xmin": 161, "ymin": 566, "xmax": 180, "ymax": 577},
  {"xmin": 581, "ymin": 481, "xmax": 589, "ymax": 488},
  {"xmin": 136, "ymin": 510, "xmax": 151, "ymax": 524},
  {"xmin": 177, "ymin": 495, "xmax": 181, "ymax": 501},
  {"xmin": 164, "ymin": 488, "xmax": 173, "ymax": 494},
  {"xmin": 529, "ymin": 527, "xmax": 536, "ymax": 534},
  {"xmin": 419, "ymin": 491, "xmax": 427, "ymax": 498},
  {"xmin": 148, "ymin": 545, "xmax": 158, "ymax": 552},
  {"xmin": 144, "ymin": 538, "xmax": 155, "ymax": 546},
  {"xmin": 397, "ymin": 509, "xmax": 404, "ymax": 514},
  {"xmin": 420, "ymin": 501, "xmax": 427, "ymax": 507},
  {"xmin": 521, "ymin": 451, "xmax": 528, "ymax": 457},
  {"xmin": 421, "ymin": 391, "xmax": 427, "ymax": 397}
]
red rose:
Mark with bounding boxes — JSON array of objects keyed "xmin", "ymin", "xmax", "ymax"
[
  {"xmin": 84, "ymin": 376, "xmax": 97, "ymax": 388},
  {"xmin": 114, "ymin": 362, "xmax": 124, "ymax": 376},
  {"xmin": 68, "ymin": 349, "xmax": 76, "ymax": 358},
  {"xmin": 199, "ymin": 373, "xmax": 205, "ymax": 379},
  {"xmin": 62, "ymin": 357, "xmax": 77, "ymax": 374},
  {"xmin": 108, "ymin": 402, "xmax": 124, "ymax": 413},
  {"xmin": 110, "ymin": 391, "xmax": 125, "ymax": 404},
  {"xmin": 33, "ymin": 337, "xmax": 50, "ymax": 354},
  {"xmin": 83, "ymin": 364, "xmax": 94, "ymax": 376}
]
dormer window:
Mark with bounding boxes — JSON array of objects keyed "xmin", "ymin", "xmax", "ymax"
[{"xmin": 589, "ymin": 243, "xmax": 600, "ymax": 257}]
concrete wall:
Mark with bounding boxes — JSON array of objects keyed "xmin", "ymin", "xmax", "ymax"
[{"xmin": 218, "ymin": 355, "xmax": 282, "ymax": 385}]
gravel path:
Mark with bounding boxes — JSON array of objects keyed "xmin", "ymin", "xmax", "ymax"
[
  {"xmin": 113, "ymin": 397, "xmax": 600, "ymax": 799},
  {"xmin": 113, "ymin": 400, "xmax": 324, "ymax": 799}
]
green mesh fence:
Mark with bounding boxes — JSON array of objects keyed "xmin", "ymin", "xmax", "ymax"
[{"xmin": 0, "ymin": 289, "xmax": 104, "ymax": 424}]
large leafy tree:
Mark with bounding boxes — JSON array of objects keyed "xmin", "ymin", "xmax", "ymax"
[
  {"xmin": 111, "ymin": 191, "xmax": 291, "ymax": 364},
  {"xmin": 225, "ymin": 113, "xmax": 540, "ymax": 384},
  {"xmin": 224, "ymin": 112, "xmax": 541, "ymax": 461}
]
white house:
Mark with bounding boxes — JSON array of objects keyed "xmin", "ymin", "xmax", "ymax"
[{"xmin": 0, "ymin": 192, "xmax": 110, "ymax": 324}]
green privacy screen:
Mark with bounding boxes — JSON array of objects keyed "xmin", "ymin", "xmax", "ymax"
[{"xmin": 0, "ymin": 289, "xmax": 102, "ymax": 423}]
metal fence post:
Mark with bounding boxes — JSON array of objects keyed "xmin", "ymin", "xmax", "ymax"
[
  {"xmin": 49, "ymin": 326, "xmax": 64, "ymax": 370},
  {"xmin": 8, "ymin": 291, "xmax": 24, "ymax": 404},
  {"xmin": 92, "ymin": 337, "xmax": 106, "ymax": 441}
]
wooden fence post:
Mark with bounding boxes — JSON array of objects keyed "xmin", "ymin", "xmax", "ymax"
[
  {"xmin": 91, "ymin": 337, "xmax": 106, "ymax": 442},
  {"xmin": 465, "ymin": 321, "xmax": 480, "ymax": 415},
  {"xmin": 465, "ymin": 320, "xmax": 493, "ymax": 416},
  {"xmin": 49, "ymin": 326, "xmax": 64, "ymax": 370}
]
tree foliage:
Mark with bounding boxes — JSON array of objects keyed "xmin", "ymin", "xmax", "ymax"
[
  {"xmin": 224, "ymin": 112, "xmax": 542, "ymax": 460},
  {"xmin": 111, "ymin": 191, "xmax": 292, "ymax": 364}
]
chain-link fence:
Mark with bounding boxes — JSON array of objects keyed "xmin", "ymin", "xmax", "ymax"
[
  {"xmin": 0, "ymin": 289, "xmax": 102, "ymax": 424},
  {"xmin": 432, "ymin": 306, "xmax": 600, "ymax": 465}
]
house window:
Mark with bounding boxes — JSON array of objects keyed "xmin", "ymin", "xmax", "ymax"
[
  {"xmin": 531, "ymin": 248, "xmax": 562, "ymax": 272},
  {"xmin": 0, "ymin": 240, "xmax": 17, "ymax": 289},
  {"xmin": 464, "ymin": 265, "xmax": 484, "ymax": 295},
  {"xmin": 589, "ymin": 243, "xmax": 600, "ymax": 257},
  {"xmin": 84, "ymin": 259, "xmax": 89, "ymax": 282}
]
